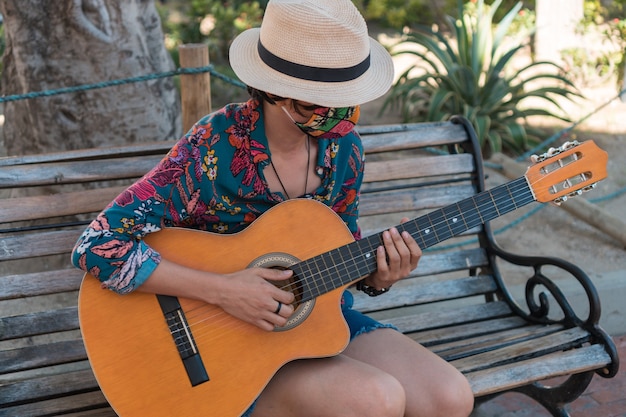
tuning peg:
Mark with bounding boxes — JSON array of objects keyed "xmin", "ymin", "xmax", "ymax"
[
  {"xmin": 560, "ymin": 140, "xmax": 579, "ymax": 150},
  {"xmin": 582, "ymin": 183, "xmax": 598, "ymax": 192},
  {"xmin": 568, "ymin": 189, "xmax": 583, "ymax": 197},
  {"xmin": 531, "ymin": 140, "xmax": 581, "ymax": 163}
]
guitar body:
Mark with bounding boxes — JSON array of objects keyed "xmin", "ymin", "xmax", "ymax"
[{"xmin": 79, "ymin": 199, "xmax": 355, "ymax": 417}]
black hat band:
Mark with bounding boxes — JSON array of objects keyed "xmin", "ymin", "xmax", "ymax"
[{"xmin": 258, "ymin": 41, "xmax": 370, "ymax": 83}]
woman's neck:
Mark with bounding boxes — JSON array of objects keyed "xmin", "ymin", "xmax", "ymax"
[
  {"xmin": 260, "ymin": 99, "xmax": 320, "ymax": 199},
  {"xmin": 262, "ymin": 100, "xmax": 308, "ymax": 153}
]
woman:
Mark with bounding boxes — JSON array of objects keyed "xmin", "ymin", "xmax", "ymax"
[{"xmin": 72, "ymin": 0, "xmax": 474, "ymax": 416}]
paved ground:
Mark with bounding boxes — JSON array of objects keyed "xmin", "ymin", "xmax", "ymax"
[{"xmin": 471, "ymin": 334, "xmax": 626, "ymax": 417}]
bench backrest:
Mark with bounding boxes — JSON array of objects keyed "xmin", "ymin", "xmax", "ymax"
[{"xmin": 0, "ymin": 118, "xmax": 498, "ymax": 412}]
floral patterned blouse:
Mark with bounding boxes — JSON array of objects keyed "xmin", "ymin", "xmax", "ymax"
[{"xmin": 71, "ymin": 99, "xmax": 365, "ymax": 294}]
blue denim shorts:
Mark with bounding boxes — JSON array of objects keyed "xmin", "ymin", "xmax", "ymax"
[{"xmin": 242, "ymin": 290, "xmax": 397, "ymax": 417}]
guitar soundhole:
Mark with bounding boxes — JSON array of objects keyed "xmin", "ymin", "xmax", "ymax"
[{"xmin": 247, "ymin": 252, "xmax": 315, "ymax": 331}]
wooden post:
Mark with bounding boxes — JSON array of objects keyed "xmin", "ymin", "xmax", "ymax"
[{"xmin": 178, "ymin": 44, "xmax": 212, "ymax": 133}]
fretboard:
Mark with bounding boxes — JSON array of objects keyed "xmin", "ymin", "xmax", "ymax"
[{"xmin": 291, "ymin": 176, "xmax": 535, "ymax": 302}]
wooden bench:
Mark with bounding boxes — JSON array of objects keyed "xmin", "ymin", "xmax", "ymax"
[{"xmin": 0, "ymin": 117, "xmax": 619, "ymax": 417}]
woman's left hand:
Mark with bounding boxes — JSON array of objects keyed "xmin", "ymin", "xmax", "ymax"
[{"xmin": 366, "ymin": 218, "xmax": 421, "ymax": 290}]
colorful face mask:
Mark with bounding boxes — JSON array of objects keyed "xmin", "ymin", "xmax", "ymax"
[{"xmin": 283, "ymin": 105, "xmax": 360, "ymax": 139}]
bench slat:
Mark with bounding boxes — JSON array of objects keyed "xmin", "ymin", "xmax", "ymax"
[
  {"xmin": 451, "ymin": 327, "xmax": 592, "ymax": 373},
  {"xmin": 363, "ymin": 154, "xmax": 474, "ymax": 183},
  {"xmin": 358, "ymin": 122, "xmax": 469, "ymax": 153},
  {"xmin": 0, "ymin": 307, "xmax": 79, "ymax": 341},
  {"xmin": 0, "ymin": 269, "xmax": 83, "ymax": 301},
  {"xmin": 431, "ymin": 324, "xmax": 565, "ymax": 359},
  {"xmin": 0, "ymin": 230, "xmax": 81, "ymax": 261},
  {"xmin": 0, "ymin": 368, "xmax": 100, "ymax": 410},
  {"xmin": 411, "ymin": 248, "xmax": 489, "ymax": 277},
  {"xmin": 0, "ymin": 392, "xmax": 114, "ymax": 417},
  {"xmin": 52, "ymin": 406, "xmax": 117, "ymax": 417},
  {"xmin": 0, "ymin": 186, "xmax": 126, "ymax": 224},
  {"xmin": 385, "ymin": 301, "xmax": 513, "ymax": 333},
  {"xmin": 466, "ymin": 344, "xmax": 613, "ymax": 397},
  {"xmin": 413, "ymin": 317, "xmax": 530, "ymax": 346},
  {"xmin": 352, "ymin": 275, "xmax": 498, "ymax": 312},
  {"xmin": 359, "ymin": 184, "xmax": 476, "ymax": 216},
  {"xmin": 0, "ymin": 141, "xmax": 175, "ymax": 167},
  {"xmin": 0, "ymin": 156, "xmax": 162, "ymax": 188},
  {"xmin": 0, "ymin": 339, "xmax": 86, "ymax": 374}
]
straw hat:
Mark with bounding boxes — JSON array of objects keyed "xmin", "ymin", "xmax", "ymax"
[{"xmin": 229, "ymin": 0, "xmax": 394, "ymax": 107}]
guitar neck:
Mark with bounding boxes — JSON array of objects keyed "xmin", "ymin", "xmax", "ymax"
[{"xmin": 292, "ymin": 176, "xmax": 534, "ymax": 301}]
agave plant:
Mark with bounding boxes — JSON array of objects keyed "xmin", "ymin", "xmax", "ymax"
[{"xmin": 384, "ymin": 0, "xmax": 580, "ymax": 156}]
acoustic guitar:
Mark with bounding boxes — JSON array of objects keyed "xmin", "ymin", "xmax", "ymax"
[{"xmin": 79, "ymin": 140, "xmax": 607, "ymax": 416}]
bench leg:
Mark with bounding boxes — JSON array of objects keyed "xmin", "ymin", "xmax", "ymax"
[{"xmin": 512, "ymin": 371, "xmax": 594, "ymax": 417}]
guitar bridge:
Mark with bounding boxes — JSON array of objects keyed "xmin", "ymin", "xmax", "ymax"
[{"xmin": 157, "ymin": 295, "xmax": 210, "ymax": 386}]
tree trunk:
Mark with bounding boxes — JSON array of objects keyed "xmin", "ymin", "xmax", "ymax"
[{"xmin": 0, "ymin": 0, "xmax": 181, "ymax": 156}]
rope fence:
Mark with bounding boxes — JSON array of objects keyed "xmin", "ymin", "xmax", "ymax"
[{"xmin": 0, "ymin": 65, "xmax": 245, "ymax": 104}]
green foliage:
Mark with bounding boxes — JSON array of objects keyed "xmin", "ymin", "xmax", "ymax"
[
  {"xmin": 383, "ymin": 0, "xmax": 580, "ymax": 156},
  {"xmin": 562, "ymin": 0, "xmax": 626, "ymax": 90},
  {"xmin": 158, "ymin": 1, "xmax": 264, "ymax": 65},
  {"xmin": 351, "ymin": 0, "xmax": 528, "ymax": 31},
  {"xmin": 352, "ymin": 0, "xmax": 442, "ymax": 29}
]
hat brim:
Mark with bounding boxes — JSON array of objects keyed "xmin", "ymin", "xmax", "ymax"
[{"xmin": 230, "ymin": 28, "xmax": 395, "ymax": 107}]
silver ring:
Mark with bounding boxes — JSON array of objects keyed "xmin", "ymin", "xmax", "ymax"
[{"xmin": 274, "ymin": 301, "xmax": 282, "ymax": 314}]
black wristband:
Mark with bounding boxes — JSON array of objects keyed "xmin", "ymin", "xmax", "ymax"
[{"xmin": 356, "ymin": 279, "xmax": 391, "ymax": 297}]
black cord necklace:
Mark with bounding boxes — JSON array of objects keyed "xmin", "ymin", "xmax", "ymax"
[{"xmin": 270, "ymin": 135, "xmax": 311, "ymax": 200}]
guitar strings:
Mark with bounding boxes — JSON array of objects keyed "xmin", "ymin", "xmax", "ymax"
[
  {"xmin": 268, "ymin": 177, "xmax": 539, "ymax": 298},
  {"xmin": 176, "ymin": 174, "xmax": 586, "ymax": 347}
]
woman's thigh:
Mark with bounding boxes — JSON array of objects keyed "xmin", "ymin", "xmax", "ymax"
[
  {"xmin": 251, "ymin": 353, "xmax": 406, "ymax": 417},
  {"xmin": 343, "ymin": 328, "xmax": 474, "ymax": 417}
]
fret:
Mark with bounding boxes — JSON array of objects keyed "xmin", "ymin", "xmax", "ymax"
[
  {"xmin": 490, "ymin": 183, "xmax": 516, "ymax": 216},
  {"xmin": 350, "ymin": 234, "xmax": 378, "ymax": 278},
  {"xmin": 407, "ymin": 218, "xmax": 428, "ymax": 249},
  {"xmin": 457, "ymin": 198, "xmax": 480, "ymax": 230},
  {"xmin": 326, "ymin": 248, "xmax": 345, "ymax": 290},
  {"xmin": 509, "ymin": 178, "xmax": 534, "ymax": 208},
  {"xmin": 427, "ymin": 209, "xmax": 454, "ymax": 244},
  {"xmin": 473, "ymin": 192, "xmax": 498, "ymax": 223},
  {"xmin": 293, "ymin": 260, "xmax": 315, "ymax": 301},
  {"xmin": 290, "ymin": 263, "xmax": 304, "ymax": 297},
  {"xmin": 333, "ymin": 246, "xmax": 350, "ymax": 283},
  {"xmin": 316, "ymin": 252, "xmax": 335, "ymax": 294},
  {"xmin": 444, "ymin": 201, "xmax": 467, "ymax": 235},
  {"xmin": 441, "ymin": 203, "xmax": 466, "ymax": 236},
  {"xmin": 414, "ymin": 215, "xmax": 438, "ymax": 248},
  {"xmin": 506, "ymin": 181, "xmax": 522, "ymax": 210}
]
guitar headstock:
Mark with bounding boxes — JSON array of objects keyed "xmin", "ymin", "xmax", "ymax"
[{"xmin": 525, "ymin": 140, "xmax": 608, "ymax": 204}]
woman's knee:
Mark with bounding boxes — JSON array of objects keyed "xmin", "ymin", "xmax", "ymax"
[
  {"xmin": 355, "ymin": 372, "xmax": 406, "ymax": 417},
  {"xmin": 433, "ymin": 370, "xmax": 474, "ymax": 417}
]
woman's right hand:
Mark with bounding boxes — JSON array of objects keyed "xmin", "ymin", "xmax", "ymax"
[
  {"xmin": 217, "ymin": 267, "xmax": 296, "ymax": 331},
  {"xmin": 140, "ymin": 260, "xmax": 296, "ymax": 332}
]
